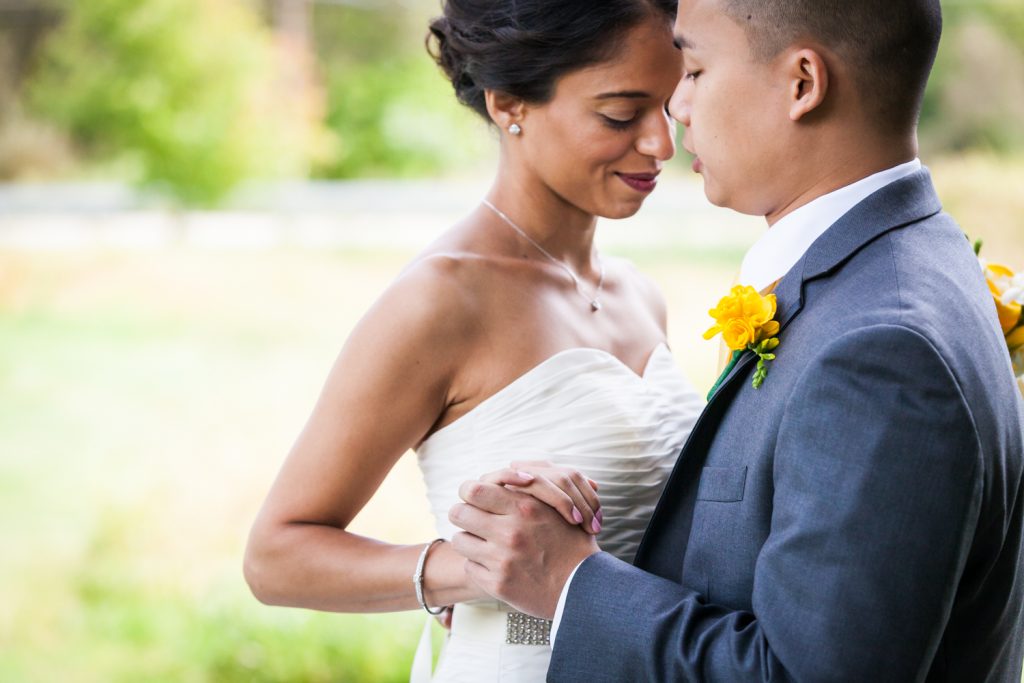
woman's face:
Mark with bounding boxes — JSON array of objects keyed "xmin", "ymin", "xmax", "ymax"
[{"xmin": 516, "ymin": 16, "xmax": 682, "ymax": 220}]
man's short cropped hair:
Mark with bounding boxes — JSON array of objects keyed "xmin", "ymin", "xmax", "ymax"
[{"xmin": 722, "ymin": 0, "xmax": 943, "ymax": 134}]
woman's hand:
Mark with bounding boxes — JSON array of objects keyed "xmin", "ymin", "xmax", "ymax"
[
  {"xmin": 480, "ymin": 461, "xmax": 603, "ymax": 535},
  {"xmin": 434, "ymin": 606, "xmax": 454, "ymax": 630}
]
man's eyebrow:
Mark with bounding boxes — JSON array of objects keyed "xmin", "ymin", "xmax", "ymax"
[
  {"xmin": 595, "ymin": 91, "xmax": 651, "ymax": 100},
  {"xmin": 673, "ymin": 35, "xmax": 694, "ymax": 50}
]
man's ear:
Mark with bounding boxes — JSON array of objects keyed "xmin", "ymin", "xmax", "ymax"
[
  {"xmin": 485, "ymin": 90, "xmax": 526, "ymax": 133},
  {"xmin": 786, "ymin": 48, "xmax": 829, "ymax": 122}
]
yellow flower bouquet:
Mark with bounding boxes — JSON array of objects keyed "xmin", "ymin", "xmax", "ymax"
[{"xmin": 977, "ymin": 241, "xmax": 1024, "ymax": 398}]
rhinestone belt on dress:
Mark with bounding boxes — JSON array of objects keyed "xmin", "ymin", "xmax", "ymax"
[{"xmin": 505, "ymin": 611, "xmax": 552, "ymax": 646}]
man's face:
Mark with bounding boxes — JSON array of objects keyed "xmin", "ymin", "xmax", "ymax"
[{"xmin": 668, "ymin": 0, "xmax": 793, "ymax": 217}]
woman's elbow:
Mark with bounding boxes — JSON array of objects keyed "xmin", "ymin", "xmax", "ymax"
[{"xmin": 243, "ymin": 528, "xmax": 287, "ymax": 606}]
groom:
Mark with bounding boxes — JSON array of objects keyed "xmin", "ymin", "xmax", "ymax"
[{"xmin": 448, "ymin": 0, "xmax": 1024, "ymax": 680}]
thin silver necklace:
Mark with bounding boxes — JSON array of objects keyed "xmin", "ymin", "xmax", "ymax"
[{"xmin": 481, "ymin": 199, "xmax": 605, "ymax": 312}]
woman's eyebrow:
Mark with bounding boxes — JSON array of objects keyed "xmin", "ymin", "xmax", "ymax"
[{"xmin": 595, "ymin": 91, "xmax": 651, "ymax": 100}]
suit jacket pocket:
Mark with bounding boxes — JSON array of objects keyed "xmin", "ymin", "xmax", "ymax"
[{"xmin": 696, "ymin": 465, "xmax": 748, "ymax": 503}]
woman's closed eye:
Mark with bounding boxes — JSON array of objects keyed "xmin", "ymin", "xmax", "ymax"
[
  {"xmin": 599, "ymin": 112, "xmax": 639, "ymax": 130},
  {"xmin": 684, "ymin": 69, "xmax": 702, "ymax": 81}
]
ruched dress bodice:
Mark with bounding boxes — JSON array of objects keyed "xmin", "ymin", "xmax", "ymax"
[
  {"xmin": 417, "ymin": 343, "xmax": 704, "ymax": 564},
  {"xmin": 411, "ymin": 343, "xmax": 704, "ymax": 682}
]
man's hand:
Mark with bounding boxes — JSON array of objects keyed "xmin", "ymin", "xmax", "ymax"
[{"xmin": 449, "ymin": 480, "xmax": 600, "ymax": 619}]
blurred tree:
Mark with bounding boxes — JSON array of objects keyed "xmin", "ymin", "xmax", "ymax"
[
  {"xmin": 268, "ymin": 0, "xmax": 333, "ymax": 177},
  {"xmin": 920, "ymin": 1, "xmax": 1024, "ymax": 155},
  {"xmin": 0, "ymin": 1, "xmax": 72, "ymax": 180},
  {"xmin": 310, "ymin": 1, "xmax": 488, "ymax": 179},
  {"xmin": 0, "ymin": 1, "xmax": 59, "ymax": 94},
  {"xmin": 26, "ymin": 0, "xmax": 323, "ymax": 205},
  {"xmin": 4, "ymin": 0, "xmax": 1024, "ymax": 186}
]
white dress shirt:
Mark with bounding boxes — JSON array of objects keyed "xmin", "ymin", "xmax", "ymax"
[{"xmin": 549, "ymin": 157, "xmax": 923, "ymax": 646}]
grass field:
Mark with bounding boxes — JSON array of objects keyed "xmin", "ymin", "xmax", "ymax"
[{"xmin": 1, "ymin": 157, "xmax": 1022, "ymax": 681}]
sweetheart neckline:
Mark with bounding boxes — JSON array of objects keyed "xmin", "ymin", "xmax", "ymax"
[{"xmin": 418, "ymin": 342, "xmax": 674, "ymax": 447}]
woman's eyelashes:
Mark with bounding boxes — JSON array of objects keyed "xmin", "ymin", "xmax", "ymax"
[
  {"xmin": 684, "ymin": 69, "xmax": 702, "ymax": 81},
  {"xmin": 599, "ymin": 112, "xmax": 638, "ymax": 130}
]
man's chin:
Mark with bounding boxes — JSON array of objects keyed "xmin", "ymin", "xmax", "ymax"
[
  {"xmin": 702, "ymin": 182, "xmax": 765, "ymax": 218},
  {"xmin": 701, "ymin": 180, "xmax": 729, "ymax": 209}
]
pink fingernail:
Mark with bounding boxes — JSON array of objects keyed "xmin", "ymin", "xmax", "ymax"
[
  {"xmin": 592, "ymin": 517, "xmax": 602, "ymax": 533},
  {"xmin": 517, "ymin": 471, "xmax": 535, "ymax": 482},
  {"xmin": 596, "ymin": 509, "xmax": 603, "ymax": 525},
  {"xmin": 572, "ymin": 507, "xmax": 584, "ymax": 524}
]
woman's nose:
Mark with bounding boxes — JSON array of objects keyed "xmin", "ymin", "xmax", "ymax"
[{"xmin": 637, "ymin": 111, "xmax": 677, "ymax": 161}]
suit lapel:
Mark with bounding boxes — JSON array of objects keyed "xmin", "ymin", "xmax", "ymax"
[
  {"xmin": 631, "ymin": 351, "xmax": 757, "ymax": 578},
  {"xmin": 632, "ymin": 272, "xmax": 801, "ymax": 578},
  {"xmin": 633, "ymin": 168, "xmax": 944, "ymax": 580}
]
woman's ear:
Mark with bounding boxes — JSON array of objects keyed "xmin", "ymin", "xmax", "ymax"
[
  {"xmin": 485, "ymin": 90, "xmax": 526, "ymax": 135},
  {"xmin": 786, "ymin": 48, "xmax": 829, "ymax": 122}
]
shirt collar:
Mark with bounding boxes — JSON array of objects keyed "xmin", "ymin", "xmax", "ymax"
[{"xmin": 739, "ymin": 158, "xmax": 922, "ymax": 292}]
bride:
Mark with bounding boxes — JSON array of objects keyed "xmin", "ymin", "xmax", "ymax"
[{"xmin": 243, "ymin": 0, "xmax": 704, "ymax": 680}]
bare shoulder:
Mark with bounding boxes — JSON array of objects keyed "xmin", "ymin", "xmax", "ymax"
[
  {"xmin": 307, "ymin": 247, "xmax": 493, "ymax": 448},
  {"xmin": 354, "ymin": 250, "xmax": 487, "ymax": 366},
  {"xmin": 605, "ymin": 255, "xmax": 668, "ymax": 333},
  {"xmin": 263, "ymin": 249, "xmax": 494, "ymax": 531}
]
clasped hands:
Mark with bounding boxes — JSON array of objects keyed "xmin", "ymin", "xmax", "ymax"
[{"xmin": 448, "ymin": 461, "xmax": 602, "ymax": 620}]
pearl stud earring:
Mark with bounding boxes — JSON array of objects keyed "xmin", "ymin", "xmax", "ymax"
[{"xmin": 509, "ymin": 123, "xmax": 522, "ymax": 136}]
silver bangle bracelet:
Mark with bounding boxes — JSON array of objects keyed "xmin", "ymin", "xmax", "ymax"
[{"xmin": 413, "ymin": 538, "xmax": 447, "ymax": 615}]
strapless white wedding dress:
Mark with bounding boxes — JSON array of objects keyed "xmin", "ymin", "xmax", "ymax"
[{"xmin": 412, "ymin": 343, "xmax": 704, "ymax": 682}]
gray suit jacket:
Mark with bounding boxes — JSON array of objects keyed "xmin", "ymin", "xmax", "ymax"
[{"xmin": 549, "ymin": 170, "xmax": 1024, "ymax": 682}]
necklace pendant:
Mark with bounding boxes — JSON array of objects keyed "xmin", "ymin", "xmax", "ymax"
[{"xmin": 590, "ymin": 300, "xmax": 602, "ymax": 312}]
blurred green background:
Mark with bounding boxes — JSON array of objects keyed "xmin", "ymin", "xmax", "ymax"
[{"xmin": 1, "ymin": 1, "xmax": 1023, "ymax": 681}]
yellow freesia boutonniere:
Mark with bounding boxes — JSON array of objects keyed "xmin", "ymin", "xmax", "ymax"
[{"xmin": 703, "ymin": 285, "xmax": 782, "ymax": 398}]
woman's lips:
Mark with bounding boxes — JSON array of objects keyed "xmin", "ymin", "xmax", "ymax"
[{"xmin": 617, "ymin": 172, "xmax": 659, "ymax": 193}]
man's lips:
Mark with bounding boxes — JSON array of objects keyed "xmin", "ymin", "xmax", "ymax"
[
  {"xmin": 616, "ymin": 172, "xmax": 660, "ymax": 193},
  {"xmin": 683, "ymin": 145, "xmax": 702, "ymax": 173}
]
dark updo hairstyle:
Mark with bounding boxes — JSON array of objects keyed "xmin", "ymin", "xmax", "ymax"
[{"xmin": 427, "ymin": 0, "xmax": 677, "ymax": 123}]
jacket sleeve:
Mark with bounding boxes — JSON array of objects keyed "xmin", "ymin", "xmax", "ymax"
[{"xmin": 548, "ymin": 324, "xmax": 983, "ymax": 682}]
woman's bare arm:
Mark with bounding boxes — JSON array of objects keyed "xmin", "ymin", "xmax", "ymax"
[{"xmin": 243, "ymin": 256, "xmax": 485, "ymax": 613}]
